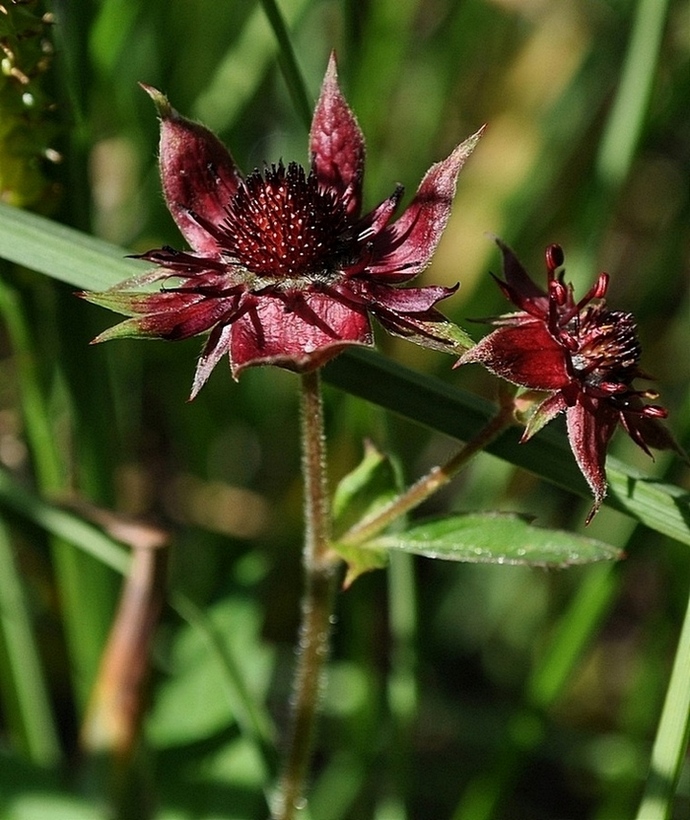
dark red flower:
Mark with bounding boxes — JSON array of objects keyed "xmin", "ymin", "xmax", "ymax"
[
  {"xmin": 457, "ymin": 239, "xmax": 679, "ymax": 521},
  {"xmin": 81, "ymin": 55, "xmax": 482, "ymax": 398}
]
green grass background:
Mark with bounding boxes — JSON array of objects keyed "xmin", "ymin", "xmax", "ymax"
[{"xmin": 0, "ymin": 0, "xmax": 689, "ymax": 818}]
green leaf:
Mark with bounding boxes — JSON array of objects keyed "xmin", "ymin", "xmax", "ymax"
[
  {"xmin": 333, "ymin": 441, "xmax": 400, "ymax": 537},
  {"xmin": 148, "ymin": 596, "xmax": 275, "ymax": 760},
  {"xmin": 332, "ymin": 442, "xmax": 401, "ymax": 586},
  {"xmin": 335, "ymin": 542, "xmax": 388, "ymax": 589},
  {"xmin": 365, "ymin": 512, "xmax": 622, "ymax": 567}
]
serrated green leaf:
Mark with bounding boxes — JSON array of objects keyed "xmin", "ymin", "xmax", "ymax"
[{"xmin": 366, "ymin": 512, "xmax": 622, "ymax": 566}]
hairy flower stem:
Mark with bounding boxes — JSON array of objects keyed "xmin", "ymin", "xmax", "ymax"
[
  {"xmin": 340, "ymin": 392, "xmax": 516, "ymax": 548},
  {"xmin": 273, "ymin": 370, "xmax": 339, "ymax": 820}
]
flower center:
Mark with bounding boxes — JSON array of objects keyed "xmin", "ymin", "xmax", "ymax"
[
  {"xmin": 570, "ymin": 308, "xmax": 641, "ymax": 386},
  {"xmin": 219, "ymin": 162, "xmax": 356, "ymax": 283}
]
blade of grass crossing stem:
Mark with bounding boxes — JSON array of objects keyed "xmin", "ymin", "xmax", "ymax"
[
  {"xmin": 596, "ymin": 0, "xmax": 670, "ymax": 188},
  {"xmin": 635, "ymin": 582, "xmax": 690, "ymax": 820},
  {"xmin": 258, "ymin": 0, "xmax": 311, "ymax": 131},
  {"xmin": 325, "ymin": 350, "xmax": 690, "ymax": 548},
  {"xmin": 0, "ymin": 517, "xmax": 61, "ymax": 765},
  {"xmin": 0, "ymin": 270, "xmax": 117, "ymax": 709}
]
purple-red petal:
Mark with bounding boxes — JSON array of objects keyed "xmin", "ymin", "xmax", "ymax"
[
  {"xmin": 457, "ymin": 323, "xmax": 570, "ymax": 390},
  {"xmin": 142, "ymin": 84, "xmax": 243, "ymax": 255},
  {"xmin": 495, "ymin": 238, "xmax": 547, "ymax": 307},
  {"xmin": 619, "ymin": 406, "xmax": 686, "ymax": 461},
  {"xmin": 565, "ymin": 395, "xmax": 619, "ymax": 522},
  {"xmin": 367, "ymin": 282, "xmax": 458, "ymax": 313},
  {"xmin": 88, "ymin": 293, "xmax": 235, "ymax": 343},
  {"xmin": 309, "ymin": 53, "xmax": 365, "ymax": 216},
  {"xmin": 140, "ymin": 297, "xmax": 234, "ymax": 340},
  {"xmin": 230, "ymin": 291, "xmax": 373, "ymax": 376},
  {"xmin": 368, "ymin": 128, "xmax": 483, "ymax": 280}
]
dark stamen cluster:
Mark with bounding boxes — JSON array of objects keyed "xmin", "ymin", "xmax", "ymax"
[
  {"xmin": 220, "ymin": 162, "xmax": 355, "ymax": 280},
  {"xmin": 571, "ymin": 307, "xmax": 641, "ymax": 386}
]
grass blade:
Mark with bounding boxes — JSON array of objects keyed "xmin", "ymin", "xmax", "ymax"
[
  {"xmin": 0, "ymin": 201, "xmax": 139, "ymax": 290},
  {"xmin": 635, "ymin": 584, "xmax": 690, "ymax": 819},
  {"xmin": 193, "ymin": 0, "xmax": 312, "ymax": 132},
  {"xmin": 596, "ymin": 0, "xmax": 670, "ymax": 187},
  {"xmin": 0, "ymin": 468, "xmax": 130, "ymax": 574},
  {"xmin": 0, "ymin": 518, "xmax": 61, "ymax": 765},
  {"xmin": 259, "ymin": 0, "xmax": 312, "ymax": 131}
]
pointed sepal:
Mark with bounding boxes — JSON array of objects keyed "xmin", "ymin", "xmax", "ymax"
[
  {"xmin": 140, "ymin": 83, "xmax": 243, "ymax": 256},
  {"xmin": 309, "ymin": 52, "xmax": 365, "ymax": 216}
]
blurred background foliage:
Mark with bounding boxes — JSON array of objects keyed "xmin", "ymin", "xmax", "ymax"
[{"xmin": 1, "ymin": 0, "xmax": 690, "ymax": 818}]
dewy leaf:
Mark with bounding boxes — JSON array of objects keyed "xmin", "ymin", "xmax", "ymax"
[
  {"xmin": 365, "ymin": 512, "xmax": 622, "ymax": 567},
  {"xmin": 332, "ymin": 441, "xmax": 400, "ymax": 586}
]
